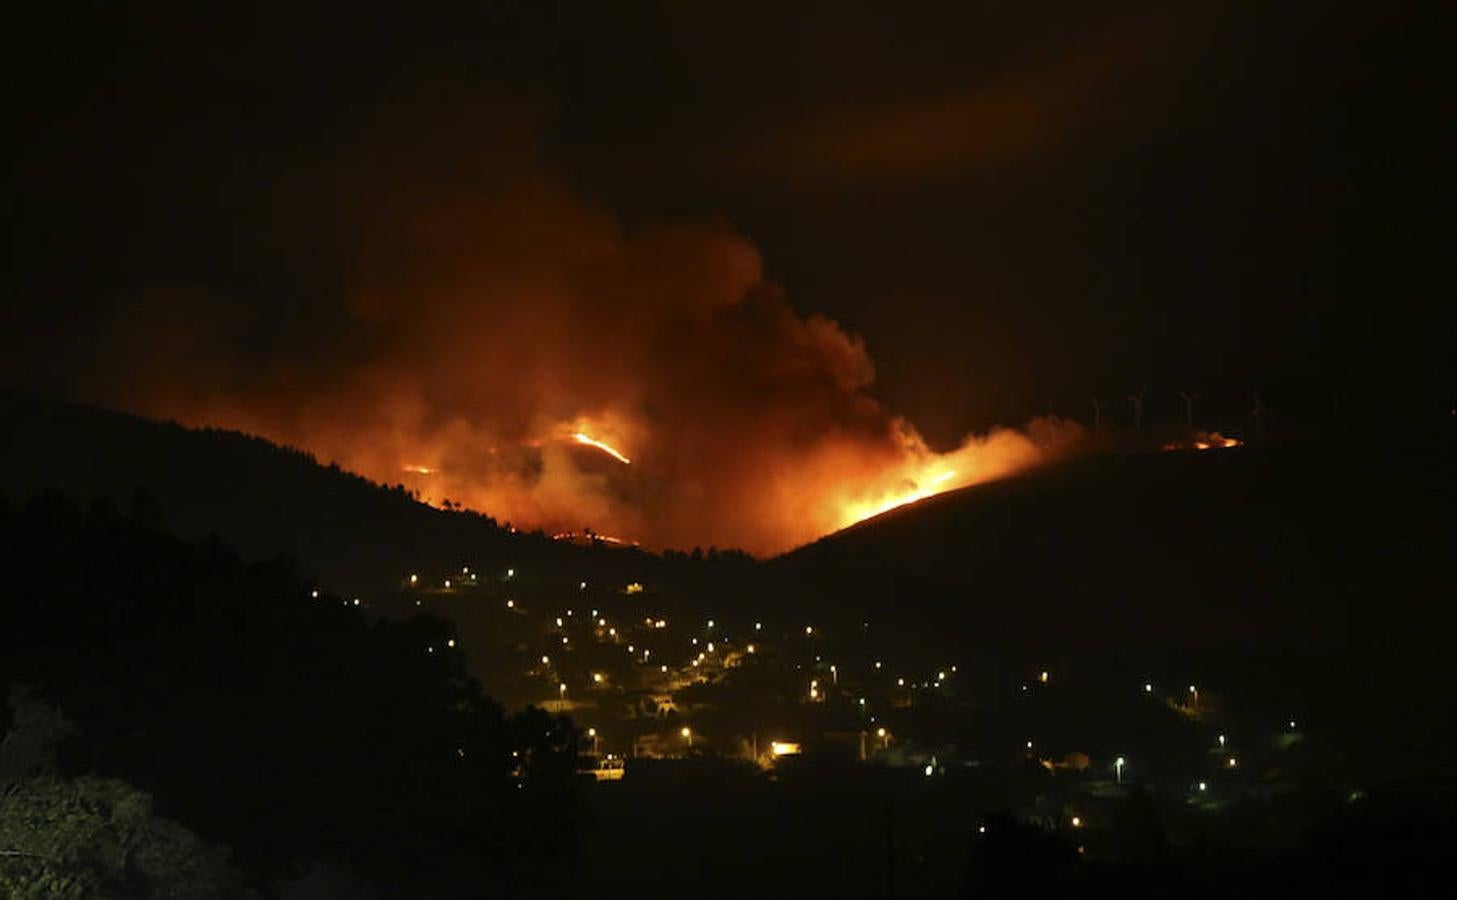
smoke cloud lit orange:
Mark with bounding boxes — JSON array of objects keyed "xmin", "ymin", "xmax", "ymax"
[{"xmin": 96, "ymin": 172, "xmax": 1082, "ymax": 555}]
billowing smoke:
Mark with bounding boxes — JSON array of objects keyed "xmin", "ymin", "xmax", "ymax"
[{"xmin": 90, "ymin": 166, "xmax": 1081, "ymax": 555}]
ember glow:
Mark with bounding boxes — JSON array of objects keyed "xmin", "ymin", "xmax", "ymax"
[
  {"xmin": 571, "ymin": 432, "xmax": 632, "ymax": 465},
  {"xmin": 103, "ymin": 178, "xmax": 1083, "ymax": 555},
  {"xmin": 839, "ymin": 469, "xmax": 956, "ymax": 528},
  {"xmin": 1164, "ymin": 432, "xmax": 1242, "ymax": 452}
]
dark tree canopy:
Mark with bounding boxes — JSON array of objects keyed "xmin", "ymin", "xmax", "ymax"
[{"xmin": 0, "ymin": 492, "xmax": 581, "ymax": 897}]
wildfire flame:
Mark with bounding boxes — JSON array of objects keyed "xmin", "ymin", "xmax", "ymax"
[
  {"xmin": 123, "ymin": 186, "xmax": 1086, "ymax": 554},
  {"xmin": 571, "ymin": 432, "xmax": 632, "ymax": 465},
  {"xmin": 838, "ymin": 469, "xmax": 957, "ymax": 528},
  {"xmin": 552, "ymin": 530, "xmax": 635, "ymax": 547},
  {"xmin": 1163, "ymin": 431, "xmax": 1241, "ymax": 452}
]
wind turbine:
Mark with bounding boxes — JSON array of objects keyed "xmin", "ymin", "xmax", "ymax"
[
  {"xmin": 1251, "ymin": 391, "xmax": 1271, "ymax": 440},
  {"xmin": 1126, "ymin": 389, "xmax": 1147, "ymax": 429},
  {"xmin": 1179, "ymin": 390, "xmax": 1200, "ymax": 429}
]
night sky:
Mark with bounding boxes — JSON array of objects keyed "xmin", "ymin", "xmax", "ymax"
[{"xmin": 3, "ymin": 2, "xmax": 1452, "ymax": 551}]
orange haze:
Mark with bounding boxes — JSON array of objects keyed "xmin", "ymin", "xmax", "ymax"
[{"xmin": 110, "ymin": 177, "xmax": 1083, "ymax": 555}]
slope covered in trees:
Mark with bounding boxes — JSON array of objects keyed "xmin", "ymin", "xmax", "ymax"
[
  {"xmin": 0, "ymin": 493, "xmax": 581, "ymax": 897},
  {"xmin": 0, "ymin": 392, "xmax": 658, "ymax": 600}
]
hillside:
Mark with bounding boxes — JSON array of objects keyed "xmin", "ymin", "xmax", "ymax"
[
  {"xmin": 775, "ymin": 438, "xmax": 1456, "ymax": 656},
  {"xmin": 0, "ymin": 392, "xmax": 658, "ymax": 599},
  {"xmin": 6, "ymin": 391, "xmax": 1452, "ymax": 663}
]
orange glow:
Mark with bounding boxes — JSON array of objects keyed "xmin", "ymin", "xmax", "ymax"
[
  {"xmin": 571, "ymin": 432, "xmax": 631, "ymax": 465},
  {"xmin": 838, "ymin": 468, "xmax": 956, "ymax": 527},
  {"xmin": 822, "ymin": 418, "xmax": 1081, "ymax": 533},
  {"xmin": 129, "ymin": 189, "xmax": 1086, "ymax": 554},
  {"xmin": 1164, "ymin": 431, "xmax": 1241, "ymax": 452},
  {"xmin": 552, "ymin": 530, "xmax": 634, "ymax": 547}
]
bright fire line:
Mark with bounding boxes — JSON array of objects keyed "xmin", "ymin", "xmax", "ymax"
[
  {"xmin": 572, "ymin": 432, "xmax": 632, "ymax": 465},
  {"xmin": 841, "ymin": 469, "xmax": 956, "ymax": 527}
]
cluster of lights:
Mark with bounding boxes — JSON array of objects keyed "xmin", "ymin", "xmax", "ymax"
[{"xmin": 451, "ymin": 571, "xmax": 1298, "ymax": 788}]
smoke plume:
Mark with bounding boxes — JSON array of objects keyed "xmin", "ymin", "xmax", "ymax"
[{"xmin": 79, "ymin": 160, "xmax": 1081, "ymax": 555}]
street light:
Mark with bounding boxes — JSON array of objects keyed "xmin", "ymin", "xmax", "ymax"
[
  {"xmin": 587, "ymin": 727, "xmax": 598, "ymax": 754},
  {"xmin": 681, "ymin": 726, "xmax": 692, "ymax": 748},
  {"xmin": 1115, "ymin": 756, "xmax": 1126, "ymax": 783},
  {"xmin": 558, "ymin": 683, "xmax": 567, "ymax": 702}
]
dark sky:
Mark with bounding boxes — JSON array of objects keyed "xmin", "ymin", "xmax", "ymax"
[{"xmin": 5, "ymin": 0, "xmax": 1452, "ymax": 444}]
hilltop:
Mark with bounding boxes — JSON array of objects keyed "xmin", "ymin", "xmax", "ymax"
[
  {"xmin": 0, "ymin": 392, "xmax": 661, "ymax": 599},
  {"xmin": 776, "ymin": 437, "xmax": 1456, "ymax": 656}
]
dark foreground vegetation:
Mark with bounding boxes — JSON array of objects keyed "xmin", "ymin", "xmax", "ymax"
[
  {"xmin": 577, "ymin": 758, "xmax": 1455, "ymax": 900},
  {"xmin": 0, "ymin": 493, "xmax": 580, "ymax": 898}
]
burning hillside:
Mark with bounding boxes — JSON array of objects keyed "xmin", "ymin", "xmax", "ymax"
[{"xmin": 73, "ymin": 178, "xmax": 1081, "ymax": 555}]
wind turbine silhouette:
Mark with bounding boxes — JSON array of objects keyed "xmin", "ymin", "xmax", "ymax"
[
  {"xmin": 1251, "ymin": 391, "xmax": 1272, "ymax": 440},
  {"xmin": 1126, "ymin": 389, "xmax": 1147, "ymax": 429},
  {"xmin": 1179, "ymin": 390, "xmax": 1200, "ymax": 430}
]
